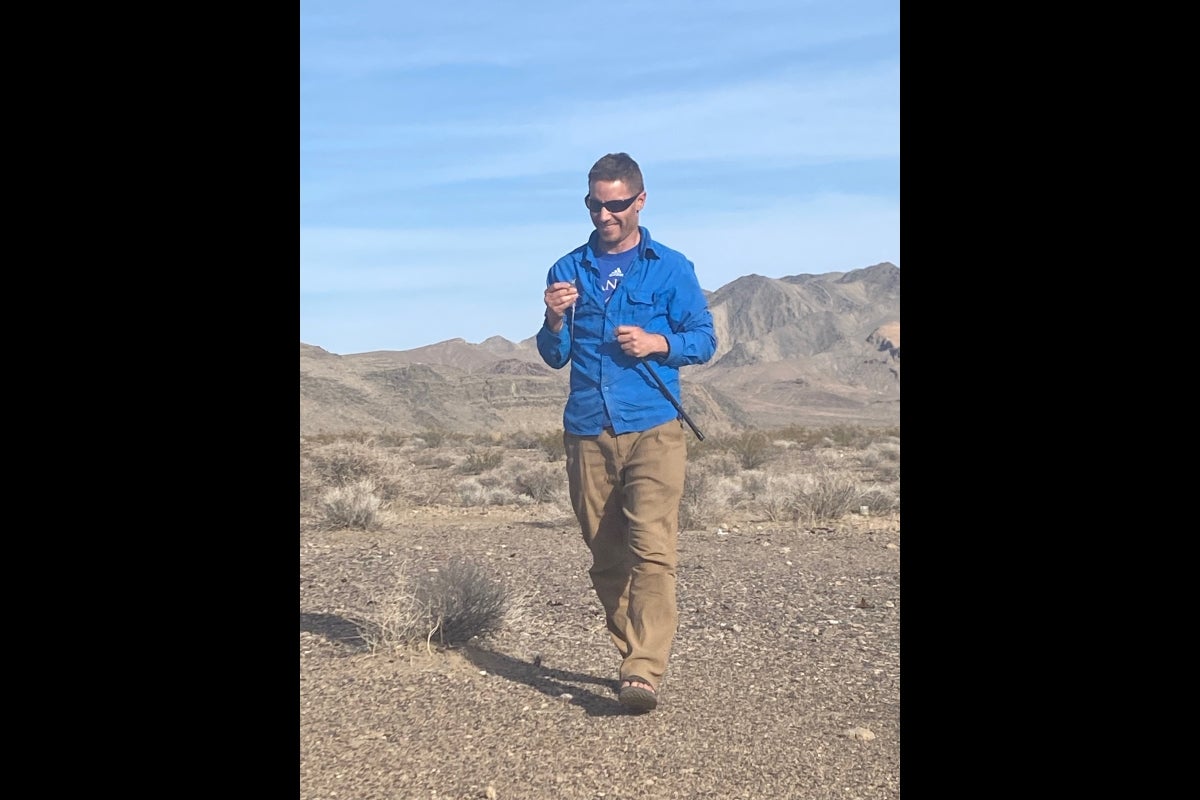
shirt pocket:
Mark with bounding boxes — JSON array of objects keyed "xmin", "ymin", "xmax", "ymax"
[{"xmin": 625, "ymin": 290, "xmax": 659, "ymax": 328}]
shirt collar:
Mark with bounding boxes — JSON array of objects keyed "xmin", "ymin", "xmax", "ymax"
[{"xmin": 585, "ymin": 226, "xmax": 658, "ymax": 263}]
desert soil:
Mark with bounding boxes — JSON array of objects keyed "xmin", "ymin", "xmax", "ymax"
[{"xmin": 300, "ymin": 505, "xmax": 900, "ymax": 799}]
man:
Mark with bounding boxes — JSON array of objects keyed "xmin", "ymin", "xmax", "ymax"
[{"xmin": 537, "ymin": 152, "xmax": 716, "ymax": 712}]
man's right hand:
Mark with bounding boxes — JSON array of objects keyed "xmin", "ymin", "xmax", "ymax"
[{"xmin": 544, "ymin": 281, "xmax": 579, "ymax": 333}]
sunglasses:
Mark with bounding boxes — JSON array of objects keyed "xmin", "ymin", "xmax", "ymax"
[{"xmin": 584, "ymin": 193, "xmax": 640, "ymax": 213}]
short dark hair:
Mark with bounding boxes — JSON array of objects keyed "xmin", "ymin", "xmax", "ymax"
[{"xmin": 588, "ymin": 153, "xmax": 644, "ymax": 194}]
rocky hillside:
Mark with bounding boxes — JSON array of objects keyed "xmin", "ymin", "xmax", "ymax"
[{"xmin": 300, "ymin": 263, "xmax": 899, "ymax": 435}]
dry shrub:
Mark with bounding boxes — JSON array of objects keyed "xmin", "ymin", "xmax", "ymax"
[
  {"xmin": 710, "ymin": 430, "xmax": 773, "ymax": 469},
  {"xmin": 347, "ymin": 570, "xmax": 432, "ymax": 653},
  {"xmin": 418, "ymin": 559, "xmax": 511, "ymax": 646},
  {"xmin": 300, "ymin": 462, "xmax": 324, "ymax": 504},
  {"xmin": 499, "ymin": 430, "xmax": 545, "ymax": 450},
  {"xmin": 458, "ymin": 449, "xmax": 505, "ymax": 475},
  {"xmin": 750, "ymin": 467, "xmax": 879, "ymax": 524},
  {"xmin": 694, "ymin": 450, "xmax": 743, "ymax": 477},
  {"xmin": 537, "ymin": 431, "xmax": 566, "ymax": 462},
  {"xmin": 513, "ymin": 463, "xmax": 562, "ymax": 502},
  {"xmin": 411, "ymin": 451, "xmax": 455, "ymax": 469},
  {"xmin": 680, "ymin": 462, "xmax": 742, "ymax": 531},
  {"xmin": 860, "ymin": 441, "xmax": 901, "ymax": 481},
  {"xmin": 754, "ymin": 474, "xmax": 805, "ymax": 523},
  {"xmin": 303, "ymin": 439, "xmax": 404, "ymax": 501},
  {"xmin": 416, "ymin": 429, "xmax": 449, "ymax": 448},
  {"xmin": 792, "ymin": 467, "xmax": 862, "ymax": 523},
  {"xmin": 318, "ymin": 479, "xmax": 382, "ymax": 530},
  {"xmin": 456, "ymin": 479, "xmax": 531, "ymax": 507},
  {"xmin": 858, "ymin": 485, "xmax": 900, "ymax": 513},
  {"xmin": 304, "ymin": 440, "xmax": 385, "ymax": 485},
  {"xmin": 860, "ymin": 441, "xmax": 901, "ymax": 467}
]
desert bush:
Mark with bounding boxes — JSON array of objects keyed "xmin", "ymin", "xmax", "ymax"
[
  {"xmin": 302, "ymin": 431, "xmax": 375, "ymax": 446},
  {"xmin": 792, "ymin": 468, "xmax": 862, "ymax": 523},
  {"xmin": 685, "ymin": 435, "xmax": 721, "ymax": 459},
  {"xmin": 301, "ymin": 439, "xmax": 407, "ymax": 503},
  {"xmin": 860, "ymin": 441, "xmax": 901, "ymax": 481},
  {"xmin": 536, "ymin": 431, "xmax": 566, "ymax": 462},
  {"xmin": 725, "ymin": 430, "xmax": 774, "ymax": 469},
  {"xmin": 823, "ymin": 424, "xmax": 867, "ymax": 448},
  {"xmin": 347, "ymin": 570, "xmax": 432, "ymax": 653},
  {"xmin": 773, "ymin": 425, "xmax": 824, "ymax": 449},
  {"xmin": 748, "ymin": 468, "xmax": 881, "ymax": 524},
  {"xmin": 860, "ymin": 441, "xmax": 901, "ymax": 467},
  {"xmin": 317, "ymin": 479, "xmax": 382, "ymax": 530},
  {"xmin": 417, "ymin": 559, "xmax": 511, "ymax": 645},
  {"xmin": 299, "ymin": 457, "xmax": 324, "ymax": 504},
  {"xmin": 411, "ymin": 450, "xmax": 456, "ymax": 469},
  {"xmin": 500, "ymin": 430, "xmax": 542, "ymax": 450},
  {"xmin": 858, "ymin": 486, "xmax": 900, "ymax": 514},
  {"xmin": 739, "ymin": 470, "xmax": 768, "ymax": 496},
  {"xmin": 458, "ymin": 449, "xmax": 504, "ymax": 475},
  {"xmin": 305, "ymin": 440, "xmax": 388, "ymax": 487},
  {"xmin": 752, "ymin": 474, "xmax": 804, "ymax": 522},
  {"xmin": 679, "ymin": 467, "xmax": 712, "ymax": 531},
  {"xmin": 417, "ymin": 429, "xmax": 449, "ymax": 448},
  {"xmin": 456, "ymin": 479, "xmax": 531, "ymax": 507},
  {"xmin": 694, "ymin": 450, "xmax": 743, "ymax": 477},
  {"xmin": 373, "ymin": 430, "xmax": 408, "ymax": 448},
  {"xmin": 513, "ymin": 463, "xmax": 562, "ymax": 502},
  {"xmin": 679, "ymin": 462, "xmax": 742, "ymax": 530}
]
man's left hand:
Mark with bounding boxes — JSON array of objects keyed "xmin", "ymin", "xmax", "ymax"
[{"xmin": 615, "ymin": 325, "xmax": 668, "ymax": 358}]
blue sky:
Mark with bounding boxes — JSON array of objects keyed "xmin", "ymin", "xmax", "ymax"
[{"xmin": 300, "ymin": 0, "xmax": 899, "ymax": 355}]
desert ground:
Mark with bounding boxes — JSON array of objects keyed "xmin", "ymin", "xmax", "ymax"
[{"xmin": 300, "ymin": 428, "xmax": 900, "ymax": 799}]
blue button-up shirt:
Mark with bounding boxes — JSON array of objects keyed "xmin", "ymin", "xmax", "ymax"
[{"xmin": 537, "ymin": 227, "xmax": 717, "ymax": 436}]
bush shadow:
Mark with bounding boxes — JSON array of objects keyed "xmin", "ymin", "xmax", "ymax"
[
  {"xmin": 300, "ymin": 611, "xmax": 370, "ymax": 653},
  {"xmin": 461, "ymin": 646, "xmax": 630, "ymax": 717}
]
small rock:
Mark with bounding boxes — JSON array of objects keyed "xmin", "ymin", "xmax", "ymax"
[
  {"xmin": 843, "ymin": 726, "xmax": 876, "ymax": 741},
  {"xmin": 486, "ymin": 785, "xmax": 498, "ymax": 799}
]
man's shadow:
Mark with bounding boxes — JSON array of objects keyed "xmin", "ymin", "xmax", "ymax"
[
  {"xmin": 460, "ymin": 646, "xmax": 630, "ymax": 717},
  {"xmin": 300, "ymin": 613, "xmax": 633, "ymax": 716}
]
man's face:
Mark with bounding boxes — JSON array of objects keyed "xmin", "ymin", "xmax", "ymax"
[{"xmin": 587, "ymin": 179, "xmax": 644, "ymax": 253}]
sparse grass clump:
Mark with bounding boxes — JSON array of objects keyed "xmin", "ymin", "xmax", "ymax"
[{"xmin": 317, "ymin": 479, "xmax": 382, "ymax": 530}]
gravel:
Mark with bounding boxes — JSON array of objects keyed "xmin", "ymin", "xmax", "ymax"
[{"xmin": 301, "ymin": 506, "xmax": 900, "ymax": 799}]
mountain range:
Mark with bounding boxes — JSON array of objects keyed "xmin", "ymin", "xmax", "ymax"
[{"xmin": 300, "ymin": 262, "xmax": 900, "ymax": 436}]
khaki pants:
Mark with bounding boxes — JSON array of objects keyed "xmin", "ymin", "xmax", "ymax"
[{"xmin": 564, "ymin": 419, "xmax": 687, "ymax": 690}]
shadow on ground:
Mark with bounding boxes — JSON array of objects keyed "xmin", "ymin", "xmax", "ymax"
[
  {"xmin": 300, "ymin": 611, "xmax": 370, "ymax": 653},
  {"xmin": 461, "ymin": 646, "xmax": 631, "ymax": 717}
]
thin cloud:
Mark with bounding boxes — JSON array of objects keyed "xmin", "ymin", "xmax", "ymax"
[{"xmin": 299, "ymin": 0, "xmax": 900, "ymax": 354}]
